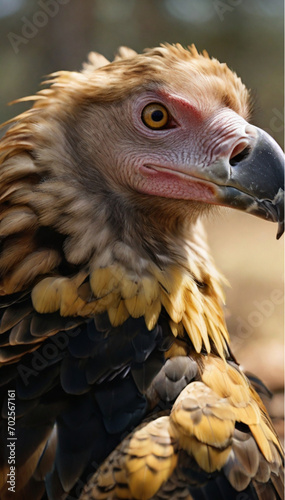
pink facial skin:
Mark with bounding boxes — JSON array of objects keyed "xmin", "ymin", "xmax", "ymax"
[{"xmin": 127, "ymin": 88, "xmax": 254, "ymax": 203}]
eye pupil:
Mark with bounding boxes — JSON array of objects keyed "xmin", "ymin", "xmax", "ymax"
[
  {"xmin": 141, "ymin": 103, "xmax": 169, "ymax": 129},
  {"xmin": 151, "ymin": 110, "xmax": 164, "ymax": 122}
]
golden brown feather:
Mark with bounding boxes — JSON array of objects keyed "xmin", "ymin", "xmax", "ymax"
[{"xmin": 80, "ymin": 354, "xmax": 283, "ymax": 500}]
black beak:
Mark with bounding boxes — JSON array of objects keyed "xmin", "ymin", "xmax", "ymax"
[{"xmin": 213, "ymin": 127, "xmax": 284, "ymax": 239}]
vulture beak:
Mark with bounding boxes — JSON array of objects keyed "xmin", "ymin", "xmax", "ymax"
[{"xmin": 210, "ymin": 127, "xmax": 284, "ymax": 239}]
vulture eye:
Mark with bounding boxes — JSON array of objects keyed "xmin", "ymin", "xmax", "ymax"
[{"xmin": 141, "ymin": 103, "xmax": 169, "ymax": 129}]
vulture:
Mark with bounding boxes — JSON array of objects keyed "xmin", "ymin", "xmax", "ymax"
[{"xmin": 0, "ymin": 44, "xmax": 284, "ymax": 500}]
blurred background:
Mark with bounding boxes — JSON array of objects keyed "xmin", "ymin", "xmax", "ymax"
[{"xmin": 0, "ymin": 0, "xmax": 284, "ymax": 436}]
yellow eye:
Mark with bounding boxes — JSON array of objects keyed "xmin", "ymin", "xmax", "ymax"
[{"xmin": 141, "ymin": 103, "xmax": 169, "ymax": 129}]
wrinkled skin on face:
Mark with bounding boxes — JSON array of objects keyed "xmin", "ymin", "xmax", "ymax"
[{"xmin": 71, "ymin": 83, "xmax": 284, "ymax": 240}]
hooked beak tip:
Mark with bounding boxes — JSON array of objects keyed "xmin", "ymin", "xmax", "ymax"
[{"xmin": 215, "ymin": 127, "xmax": 284, "ymax": 237}]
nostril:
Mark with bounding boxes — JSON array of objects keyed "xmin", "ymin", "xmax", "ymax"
[{"xmin": 230, "ymin": 143, "xmax": 251, "ymax": 166}]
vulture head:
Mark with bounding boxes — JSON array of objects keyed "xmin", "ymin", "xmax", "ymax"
[
  {"xmin": 77, "ymin": 45, "xmax": 284, "ymax": 239},
  {"xmin": 3, "ymin": 45, "xmax": 283, "ymax": 238},
  {"xmin": 0, "ymin": 44, "xmax": 284, "ymax": 349}
]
